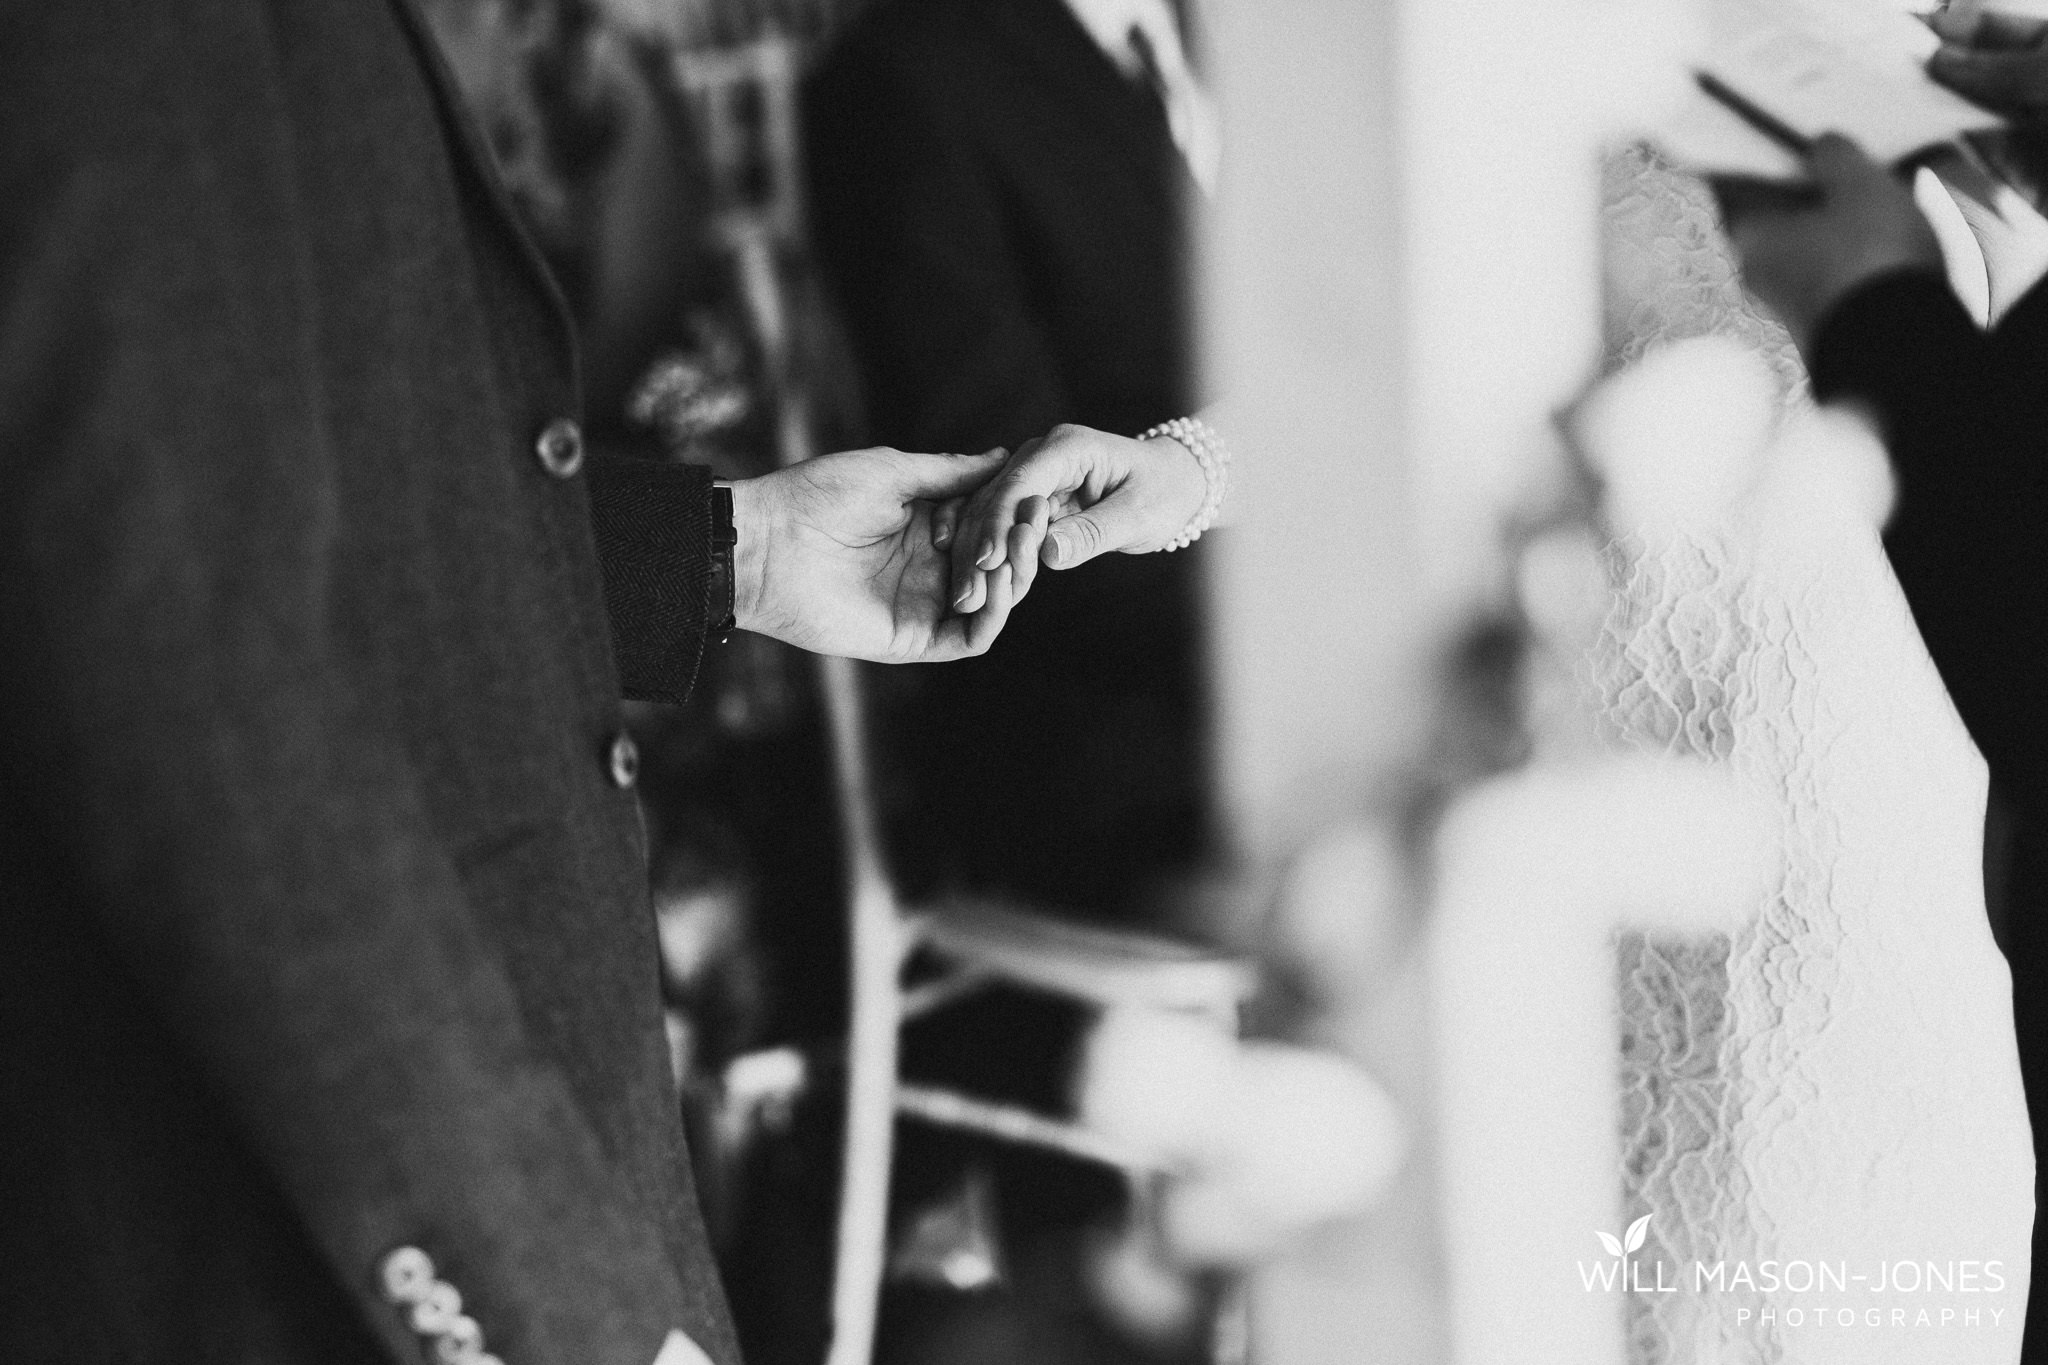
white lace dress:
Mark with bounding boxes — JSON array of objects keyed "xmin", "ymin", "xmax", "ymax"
[{"xmin": 1592, "ymin": 145, "xmax": 2032, "ymax": 1365}]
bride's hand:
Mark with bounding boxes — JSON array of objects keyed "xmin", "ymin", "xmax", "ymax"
[{"xmin": 947, "ymin": 424, "xmax": 1207, "ymax": 613}]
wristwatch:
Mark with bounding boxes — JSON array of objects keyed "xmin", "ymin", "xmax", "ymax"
[{"xmin": 710, "ymin": 481, "xmax": 737, "ymax": 643}]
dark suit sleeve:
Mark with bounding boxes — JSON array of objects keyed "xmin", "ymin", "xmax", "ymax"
[
  {"xmin": 0, "ymin": 28, "xmax": 692, "ymax": 1365},
  {"xmin": 804, "ymin": 31, "xmax": 1074, "ymax": 451},
  {"xmin": 1810, "ymin": 268, "xmax": 2048, "ymax": 810},
  {"xmin": 588, "ymin": 453, "xmax": 716, "ymax": 705}
]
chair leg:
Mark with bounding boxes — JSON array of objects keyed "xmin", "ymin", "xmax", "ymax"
[{"xmin": 818, "ymin": 650, "xmax": 904, "ymax": 1365}]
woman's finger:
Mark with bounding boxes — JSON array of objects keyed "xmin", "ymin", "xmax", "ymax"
[
  {"xmin": 932, "ymin": 496, "xmax": 963, "ymax": 552},
  {"xmin": 1006, "ymin": 497, "xmax": 1052, "ymax": 604},
  {"xmin": 937, "ymin": 560, "xmax": 1015, "ymax": 660},
  {"xmin": 952, "ymin": 443, "xmax": 1034, "ymax": 587},
  {"xmin": 951, "ymin": 565, "xmax": 988, "ymax": 616},
  {"xmin": 969, "ymin": 560, "xmax": 1017, "ymax": 654}
]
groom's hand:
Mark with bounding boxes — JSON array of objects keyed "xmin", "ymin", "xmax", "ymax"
[{"xmin": 728, "ymin": 447, "xmax": 1024, "ymax": 663}]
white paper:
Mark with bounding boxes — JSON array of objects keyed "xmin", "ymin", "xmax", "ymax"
[
  {"xmin": 1655, "ymin": 86, "xmax": 1808, "ymax": 179},
  {"xmin": 1652, "ymin": 0, "xmax": 2005, "ymax": 178}
]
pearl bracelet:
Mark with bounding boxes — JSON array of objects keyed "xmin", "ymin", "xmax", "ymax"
[{"xmin": 1140, "ymin": 415, "xmax": 1230, "ymax": 551}]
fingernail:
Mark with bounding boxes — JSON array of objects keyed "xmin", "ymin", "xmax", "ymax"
[
  {"xmin": 1046, "ymin": 531, "xmax": 1069, "ymax": 566},
  {"xmin": 975, "ymin": 541, "xmax": 1001, "ymax": 569},
  {"xmin": 953, "ymin": 582, "xmax": 975, "ymax": 610},
  {"xmin": 935, "ymin": 526, "xmax": 953, "ymax": 548}
]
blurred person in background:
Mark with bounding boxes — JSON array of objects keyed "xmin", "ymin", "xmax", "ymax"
[
  {"xmin": 1713, "ymin": 13, "xmax": 2048, "ymax": 1355},
  {"xmin": 803, "ymin": 0, "xmax": 1214, "ymax": 920},
  {"xmin": 803, "ymin": 0, "xmax": 1211, "ymax": 454},
  {"xmin": 422, "ymin": 0, "xmax": 739, "ymax": 438}
]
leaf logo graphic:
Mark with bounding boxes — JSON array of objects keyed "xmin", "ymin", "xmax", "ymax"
[{"xmin": 1594, "ymin": 1214, "xmax": 1652, "ymax": 1258}]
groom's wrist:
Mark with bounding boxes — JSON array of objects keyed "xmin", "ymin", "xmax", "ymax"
[{"xmin": 720, "ymin": 476, "xmax": 771, "ymax": 634}]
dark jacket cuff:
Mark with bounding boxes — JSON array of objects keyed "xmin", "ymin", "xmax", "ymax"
[
  {"xmin": 586, "ymin": 455, "xmax": 714, "ymax": 705},
  {"xmin": 1808, "ymin": 267, "xmax": 1974, "ymax": 409}
]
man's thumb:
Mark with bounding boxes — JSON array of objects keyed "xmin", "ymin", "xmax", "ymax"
[{"xmin": 897, "ymin": 448, "xmax": 1008, "ymax": 501}]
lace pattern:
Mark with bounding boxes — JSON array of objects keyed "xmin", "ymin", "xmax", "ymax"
[{"xmin": 1589, "ymin": 145, "xmax": 2029, "ymax": 1364}]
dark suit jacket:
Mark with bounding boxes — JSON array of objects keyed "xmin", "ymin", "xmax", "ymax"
[
  {"xmin": 802, "ymin": 0, "xmax": 1196, "ymax": 454},
  {"xmin": 1810, "ymin": 267, "xmax": 2048, "ymax": 1358},
  {"xmin": 1812, "ymin": 271, "xmax": 2048, "ymax": 817},
  {"xmin": 0, "ymin": 2, "xmax": 729, "ymax": 1362}
]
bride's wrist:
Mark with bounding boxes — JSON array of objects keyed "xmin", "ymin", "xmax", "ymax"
[
  {"xmin": 1141, "ymin": 435, "xmax": 1208, "ymax": 525},
  {"xmin": 1138, "ymin": 416, "xmax": 1230, "ymax": 550}
]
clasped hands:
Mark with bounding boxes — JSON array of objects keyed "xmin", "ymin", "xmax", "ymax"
[
  {"xmin": 725, "ymin": 424, "xmax": 1207, "ymax": 664},
  {"xmin": 1713, "ymin": 5, "xmax": 2048, "ymax": 347}
]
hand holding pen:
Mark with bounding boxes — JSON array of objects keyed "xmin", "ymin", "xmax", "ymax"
[{"xmin": 1712, "ymin": 134, "xmax": 1945, "ymax": 351}]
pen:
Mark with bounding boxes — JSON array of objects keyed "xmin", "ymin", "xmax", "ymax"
[{"xmin": 1695, "ymin": 70, "xmax": 1813, "ymax": 157}]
